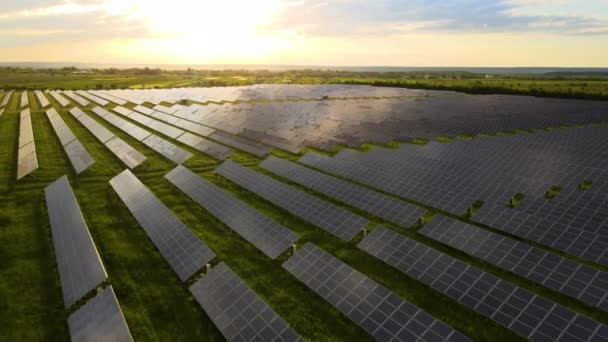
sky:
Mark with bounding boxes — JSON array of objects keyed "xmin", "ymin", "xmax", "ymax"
[{"xmin": 0, "ymin": 0, "xmax": 607, "ymax": 67}]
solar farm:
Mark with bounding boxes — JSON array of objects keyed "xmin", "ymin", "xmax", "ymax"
[{"xmin": 1, "ymin": 85, "xmax": 608, "ymax": 342}]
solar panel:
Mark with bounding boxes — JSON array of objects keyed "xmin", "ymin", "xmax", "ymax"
[
  {"xmin": 133, "ymin": 105, "xmax": 155, "ymax": 115},
  {"xmin": 190, "ymin": 262, "xmax": 302, "ymax": 341},
  {"xmin": 46, "ymin": 108, "xmax": 95, "ymax": 174},
  {"xmin": 64, "ymin": 140, "xmax": 96, "ymax": 174},
  {"xmin": 166, "ymin": 166, "xmax": 299, "ymax": 259},
  {"xmin": 109, "ymin": 169, "xmax": 215, "ymax": 281},
  {"xmin": 49, "ymin": 91, "xmax": 71, "ymax": 107},
  {"xmin": 45, "ymin": 176, "xmax": 107, "ymax": 307},
  {"xmin": 20, "ymin": 91, "xmax": 29, "ymax": 108},
  {"xmin": 70, "ymin": 108, "xmax": 114, "ymax": 143},
  {"xmin": 358, "ymin": 227, "xmax": 608, "ymax": 342},
  {"xmin": 34, "ymin": 90, "xmax": 50, "ymax": 108},
  {"xmin": 68, "ymin": 108, "xmax": 146, "ymax": 169},
  {"xmin": 47, "ymin": 109, "xmax": 77, "ymax": 145},
  {"xmin": 420, "ymin": 215, "xmax": 608, "ymax": 311},
  {"xmin": 112, "ymin": 106, "xmax": 133, "ymax": 116},
  {"xmin": 209, "ymin": 131, "xmax": 271, "ymax": 157},
  {"xmin": 77, "ymin": 91, "xmax": 109, "ymax": 106},
  {"xmin": 0, "ymin": 108, "xmax": 4, "ymax": 117},
  {"xmin": 62, "ymin": 91, "xmax": 90, "ymax": 106},
  {"xmin": 19, "ymin": 108, "xmax": 34, "ymax": 148},
  {"xmin": 0, "ymin": 90, "xmax": 11, "ymax": 107},
  {"xmin": 17, "ymin": 108, "xmax": 38, "ymax": 180},
  {"xmin": 177, "ymin": 133, "xmax": 232, "ymax": 160},
  {"xmin": 91, "ymin": 106, "xmax": 151, "ymax": 141},
  {"xmin": 216, "ymin": 160, "xmax": 368, "ymax": 241},
  {"xmin": 142, "ymin": 135, "xmax": 192, "ymax": 164},
  {"xmin": 261, "ymin": 156, "xmax": 425, "ymax": 227},
  {"xmin": 283, "ymin": 243, "xmax": 471, "ymax": 342},
  {"xmin": 474, "ymin": 203, "xmax": 608, "ymax": 267},
  {"xmin": 105, "ymin": 137, "xmax": 147, "ymax": 169},
  {"xmin": 68, "ymin": 286, "xmax": 133, "ymax": 342}
]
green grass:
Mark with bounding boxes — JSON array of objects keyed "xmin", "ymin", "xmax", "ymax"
[{"xmin": 2, "ymin": 89, "xmax": 607, "ymax": 341}]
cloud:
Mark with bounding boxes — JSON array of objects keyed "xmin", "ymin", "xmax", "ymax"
[
  {"xmin": 261, "ymin": 0, "xmax": 608, "ymax": 37},
  {"xmin": 2, "ymin": 0, "xmax": 607, "ymax": 45}
]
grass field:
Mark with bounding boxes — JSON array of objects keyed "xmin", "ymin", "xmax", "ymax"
[
  {"xmin": 1, "ymin": 90, "xmax": 607, "ymax": 341},
  {"xmin": 1, "ymin": 68, "xmax": 608, "ymax": 100}
]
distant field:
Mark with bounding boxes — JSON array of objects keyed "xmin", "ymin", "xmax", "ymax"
[{"xmin": 1, "ymin": 68, "xmax": 608, "ymax": 100}]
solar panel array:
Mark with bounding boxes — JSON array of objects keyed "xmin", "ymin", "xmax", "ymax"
[
  {"xmin": 109, "ymin": 169, "xmax": 216, "ymax": 281},
  {"xmin": 190, "ymin": 262, "xmax": 302, "ymax": 341},
  {"xmin": 261, "ymin": 156, "xmax": 426, "ymax": 227},
  {"xmin": 46, "ymin": 108, "xmax": 95, "ymax": 174},
  {"xmin": 216, "ymin": 160, "xmax": 368, "ymax": 241},
  {"xmin": 283, "ymin": 243, "xmax": 471, "ymax": 342},
  {"xmin": 69, "ymin": 108, "xmax": 146, "ymax": 169},
  {"xmin": 20, "ymin": 91, "xmax": 29, "ymax": 108},
  {"xmin": 166, "ymin": 165, "xmax": 299, "ymax": 259},
  {"xmin": 17, "ymin": 108, "xmax": 38, "ymax": 180},
  {"xmin": 45, "ymin": 176, "xmax": 107, "ymax": 308},
  {"xmin": 48, "ymin": 90, "xmax": 71, "ymax": 107},
  {"xmin": 68, "ymin": 286, "xmax": 133, "ymax": 342},
  {"xmin": 359, "ymin": 227, "xmax": 608, "ymax": 342},
  {"xmin": 98, "ymin": 85, "xmax": 608, "ymax": 153},
  {"xmin": 34, "ymin": 90, "xmax": 50, "ymax": 108},
  {"xmin": 420, "ymin": 215, "xmax": 608, "ymax": 311}
]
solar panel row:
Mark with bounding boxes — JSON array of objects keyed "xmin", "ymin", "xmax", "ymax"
[
  {"xmin": 68, "ymin": 286, "xmax": 133, "ymax": 342},
  {"xmin": 62, "ymin": 90, "xmax": 90, "ymax": 106},
  {"xmin": 91, "ymin": 106, "xmax": 151, "ymax": 141},
  {"xmin": 260, "ymin": 156, "xmax": 426, "ymax": 227},
  {"xmin": 17, "ymin": 108, "xmax": 38, "ymax": 180},
  {"xmin": 76, "ymin": 90, "xmax": 109, "ymax": 106},
  {"xmin": 109, "ymin": 169, "xmax": 216, "ymax": 281},
  {"xmin": 166, "ymin": 165, "xmax": 299, "ymax": 259},
  {"xmin": 177, "ymin": 133, "xmax": 232, "ymax": 160},
  {"xmin": 216, "ymin": 160, "xmax": 368, "ymax": 241},
  {"xmin": 0, "ymin": 90, "xmax": 12, "ymax": 107},
  {"xmin": 474, "ymin": 204, "xmax": 608, "ymax": 267},
  {"xmin": 420, "ymin": 215, "xmax": 608, "ymax": 311},
  {"xmin": 68, "ymin": 108, "xmax": 146, "ymax": 169},
  {"xmin": 89, "ymin": 90, "xmax": 127, "ymax": 105},
  {"xmin": 48, "ymin": 90, "xmax": 71, "ymax": 107},
  {"xmin": 46, "ymin": 108, "xmax": 95, "ymax": 174},
  {"xmin": 34, "ymin": 90, "xmax": 50, "ymax": 109},
  {"xmin": 20, "ymin": 91, "xmax": 29, "ymax": 109},
  {"xmin": 209, "ymin": 131, "xmax": 271, "ymax": 157},
  {"xmin": 190, "ymin": 262, "xmax": 302, "ymax": 341},
  {"xmin": 45, "ymin": 176, "xmax": 107, "ymax": 308},
  {"xmin": 283, "ymin": 243, "xmax": 471, "ymax": 342},
  {"xmin": 359, "ymin": 227, "xmax": 608, "ymax": 342}
]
